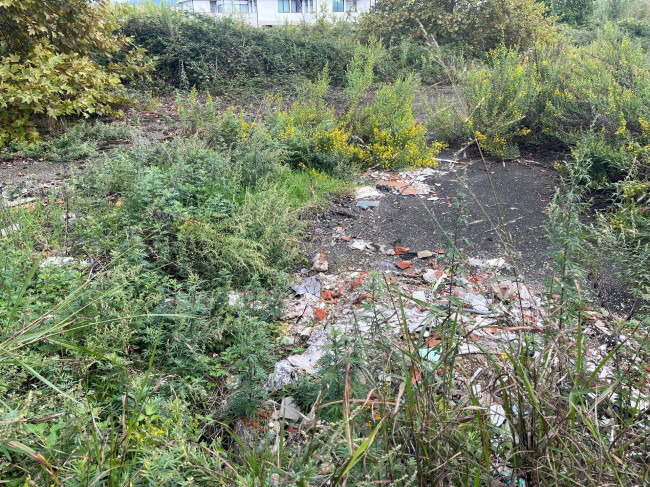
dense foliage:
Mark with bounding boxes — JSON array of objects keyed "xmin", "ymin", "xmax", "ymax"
[
  {"xmin": 2, "ymin": 0, "xmax": 650, "ymax": 484},
  {"xmin": 359, "ymin": 0, "xmax": 555, "ymax": 52},
  {"xmin": 0, "ymin": 0, "xmax": 149, "ymax": 145}
]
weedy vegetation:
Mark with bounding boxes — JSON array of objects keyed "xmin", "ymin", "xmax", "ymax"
[{"xmin": 1, "ymin": 0, "xmax": 649, "ymax": 485}]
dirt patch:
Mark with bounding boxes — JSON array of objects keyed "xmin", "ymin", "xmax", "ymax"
[
  {"xmin": 306, "ymin": 157, "xmax": 559, "ymax": 292},
  {"xmin": 0, "ymin": 157, "xmax": 79, "ymax": 187}
]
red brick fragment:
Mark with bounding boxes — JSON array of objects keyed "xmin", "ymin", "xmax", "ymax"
[
  {"xmin": 315, "ymin": 308, "xmax": 326, "ymax": 320},
  {"xmin": 396, "ymin": 261, "xmax": 412, "ymax": 270},
  {"xmin": 394, "ymin": 246, "xmax": 409, "ymax": 255}
]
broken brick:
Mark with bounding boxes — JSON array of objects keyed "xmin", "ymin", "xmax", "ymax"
[
  {"xmin": 394, "ymin": 246, "xmax": 409, "ymax": 255},
  {"xmin": 396, "ymin": 261, "xmax": 412, "ymax": 270},
  {"xmin": 315, "ymin": 308, "xmax": 326, "ymax": 320}
]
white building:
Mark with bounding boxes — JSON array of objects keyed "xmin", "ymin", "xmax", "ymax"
[{"xmin": 177, "ymin": 0, "xmax": 376, "ymax": 26}]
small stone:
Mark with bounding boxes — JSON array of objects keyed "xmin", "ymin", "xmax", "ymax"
[
  {"xmin": 278, "ymin": 397, "xmax": 302, "ymax": 422},
  {"xmin": 281, "ymin": 335, "xmax": 295, "ymax": 346},
  {"xmin": 312, "ymin": 253, "xmax": 329, "ymax": 272},
  {"xmin": 417, "ymin": 250, "xmax": 434, "ymax": 259},
  {"xmin": 423, "ymin": 269, "xmax": 437, "ymax": 283},
  {"xmin": 380, "ymin": 245, "xmax": 395, "ymax": 256}
]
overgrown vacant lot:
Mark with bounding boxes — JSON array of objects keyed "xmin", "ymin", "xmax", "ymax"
[{"xmin": 1, "ymin": 1, "xmax": 649, "ymax": 485}]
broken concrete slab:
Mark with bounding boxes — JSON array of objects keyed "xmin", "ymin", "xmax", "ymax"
[{"xmin": 292, "ymin": 276, "xmax": 321, "ymax": 296}]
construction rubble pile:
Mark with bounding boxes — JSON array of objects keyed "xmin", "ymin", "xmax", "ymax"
[{"xmin": 229, "ymin": 171, "xmax": 649, "ymax": 449}]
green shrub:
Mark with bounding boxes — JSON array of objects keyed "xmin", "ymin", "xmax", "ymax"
[
  {"xmin": 432, "ymin": 25, "xmax": 650, "ymax": 166},
  {"xmin": 360, "ymin": 0, "xmax": 555, "ymax": 54},
  {"xmin": 123, "ymin": 8, "xmax": 356, "ymax": 91},
  {"xmin": 360, "ymin": 76, "xmax": 444, "ymax": 168},
  {"xmin": 0, "ymin": 0, "xmax": 150, "ymax": 145}
]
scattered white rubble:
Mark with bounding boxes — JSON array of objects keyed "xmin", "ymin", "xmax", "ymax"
[
  {"xmin": 1, "ymin": 223, "xmax": 19, "ymax": 237},
  {"xmin": 39, "ymin": 256, "xmax": 74, "ymax": 268},
  {"xmin": 276, "ymin": 396, "xmax": 302, "ymax": 422},
  {"xmin": 292, "ymin": 276, "xmax": 321, "ymax": 296},
  {"xmin": 454, "ymin": 289, "xmax": 491, "ymax": 313},
  {"xmin": 469, "ymin": 257, "xmax": 509, "ymax": 269},
  {"xmin": 349, "ymin": 239, "xmax": 373, "ymax": 251},
  {"xmin": 422, "ymin": 269, "xmax": 438, "ymax": 283},
  {"xmin": 355, "ymin": 186, "xmax": 383, "ymax": 200}
]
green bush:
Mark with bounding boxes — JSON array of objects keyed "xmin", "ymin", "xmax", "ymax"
[
  {"xmin": 0, "ymin": 0, "xmax": 150, "ymax": 145},
  {"xmin": 431, "ymin": 25, "xmax": 650, "ymax": 166},
  {"xmin": 122, "ymin": 8, "xmax": 356, "ymax": 91},
  {"xmin": 360, "ymin": 0, "xmax": 555, "ymax": 54}
]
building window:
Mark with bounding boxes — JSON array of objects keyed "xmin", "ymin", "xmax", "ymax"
[
  {"xmin": 280, "ymin": 0, "xmax": 302, "ymax": 12},
  {"xmin": 333, "ymin": 0, "xmax": 344, "ymax": 12},
  {"xmin": 219, "ymin": 0, "xmax": 250, "ymax": 12},
  {"xmin": 345, "ymin": 0, "xmax": 356, "ymax": 11},
  {"xmin": 291, "ymin": 0, "xmax": 303, "ymax": 12},
  {"xmin": 210, "ymin": 0, "xmax": 217, "ymax": 13}
]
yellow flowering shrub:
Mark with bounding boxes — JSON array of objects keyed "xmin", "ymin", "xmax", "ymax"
[
  {"xmin": 360, "ymin": 76, "xmax": 444, "ymax": 169},
  {"xmin": 217, "ymin": 107, "xmax": 254, "ymax": 146},
  {"xmin": 461, "ymin": 46, "xmax": 540, "ymax": 158},
  {"xmin": 314, "ymin": 126, "xmax": 369, "ymax": 165},
  {"xmin": 370, "ymin": 124, "xmax": 443, "ymax": 169}
]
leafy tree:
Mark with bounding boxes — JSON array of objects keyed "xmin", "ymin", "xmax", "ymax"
[
  {"xmin": 360, "ymin": 0, "xmax": 555, "ymax": 53},
  {"xmin": 0, "ymin": 0, "xmax": 150, "ymax": 145},
  {"xmin": 549, "ymin": 0, "xmax": 594, "ymax": 25}
]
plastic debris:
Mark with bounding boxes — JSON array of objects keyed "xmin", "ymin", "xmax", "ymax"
[{"xmin": 356, "ymin": 200, "xmax": 380, "ymax": 210}]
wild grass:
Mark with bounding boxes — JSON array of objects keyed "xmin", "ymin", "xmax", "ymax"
[{"xmin": 2, "ymin": 3, "xmax": 650, "ymax": 484}]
